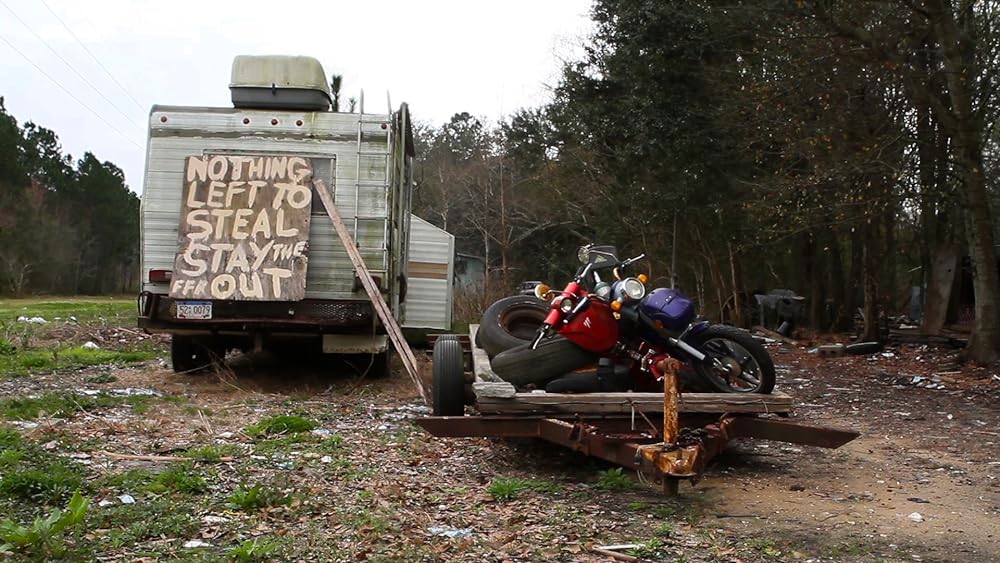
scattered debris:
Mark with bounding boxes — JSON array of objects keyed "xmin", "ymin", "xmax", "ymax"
[
  {"xmin": 845, "ymin": 342, "xmax": 882, "ymax": 355},
  {"xmin": 183, "ymin": 540, "xmax": 212, "ymax": 548},
  {"xmin": 118, "ymin": 494, "xmax": 135, "ymax": 504},
  {"xmin": 428, "ymin": 526, "xmax": 474, "ymax": 538},
  {"xmin": 752, "ymin": 325, "xmax": 799, "ymax": 346},
  {"xmin": 812, "ymin": 344, "xmax": 845, "ymax": 356},
  {"xmin": 202, "ymin": 515, "xmax": 229, "ymax": 524},
  {"xmin": 908, "ymin": 512, "xmax": 925, "ymax": 523},
  {"xmin": 111, "ymin": 387, "xmax": 162, "ymax": 397},
  {"xmin": 82, "ymin": 341, "xmax": 100, "ymax": 350},
  {"xmin": 16, "ymin": 316, "xmax": 48, "ymax": 324},
  {"xmin": 908, "ymin": 497, "xmax": 930, "ymax": 504},
  {"xmin": 593, "ymin": 544, "xmax": 641, "ymax": 562}
]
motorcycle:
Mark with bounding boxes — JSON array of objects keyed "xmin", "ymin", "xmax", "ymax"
[{"xmin": 489, "ymin": 244, "xmax": 776, "ymax": 394}]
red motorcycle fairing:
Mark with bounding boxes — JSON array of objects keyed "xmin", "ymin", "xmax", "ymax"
[{"xmin": 559, "ymin": 300, "xmax": 619, "ymax": 352}]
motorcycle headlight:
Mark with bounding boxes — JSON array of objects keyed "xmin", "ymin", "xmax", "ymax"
[
  {"xmin": 577, "ymin": 246, "xmax": 590, "ymax": 264},
  {"xmin": 559, "ymin": 296, "xmax": 575, "ymax": 313},
  {"xmin": 622, "ymin": 277, "xmax": 646, "ymax": 300},
  {"xmin": 595, "ymin": 281, "xmax": 612, "ymax": 300}
]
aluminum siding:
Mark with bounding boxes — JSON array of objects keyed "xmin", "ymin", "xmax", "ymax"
[{"xmin": 402, "ymin": 215, "xmax": 453, "ymax": 330}]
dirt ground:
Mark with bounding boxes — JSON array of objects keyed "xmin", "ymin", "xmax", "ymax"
[{"xmin": 0, "ymin": 337, "xmax": 996, "ymax": 562}]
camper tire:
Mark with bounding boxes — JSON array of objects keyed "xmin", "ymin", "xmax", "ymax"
[{"xmin": 171, "ymin": 336, "xmax": 224, "ymax": 374}]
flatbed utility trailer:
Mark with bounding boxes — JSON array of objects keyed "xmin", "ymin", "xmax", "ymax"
[{"xmin": 416, "ymin": 326, "xmax": 859, "ymax": 495}]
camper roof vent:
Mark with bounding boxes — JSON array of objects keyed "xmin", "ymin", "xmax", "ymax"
[{"xmin": 230, "ymin": 55, "xmax": 331, "ymax": 111}]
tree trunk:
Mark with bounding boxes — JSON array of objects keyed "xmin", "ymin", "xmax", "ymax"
[
  {"xmin": 828, "ymin": 227, "xmax": 847, "ymax": 331},
  {"xmin": 861, "ymin": 218, "xmax": 880, "ymax": 342},
  {"xmin": 727, "ymin": 240, "xmax": 744, "ymax": 327},
  {"xmin": 846, "ymin": 227, "xmax": 862, "ymax": 333},
  {"xmin": 929, "ymin": 1, "xmax": 1000, "ymax": 364},
  {"xmin": 803, "ymin": 232, "xmax": 822, "ymax": 329}
]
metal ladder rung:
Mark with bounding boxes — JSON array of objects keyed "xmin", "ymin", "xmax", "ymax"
[{"xmin": 357, "ymin": 151, "xmax": 390, "ymax": 158}]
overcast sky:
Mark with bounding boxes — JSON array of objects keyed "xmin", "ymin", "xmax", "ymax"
[{"xmin": 0, "ymin": 0, "xmax": 594, "ymax": 193}]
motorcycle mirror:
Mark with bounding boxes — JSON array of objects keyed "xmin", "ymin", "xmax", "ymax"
[{"xmin": 533, "ymin": 283, "xmax": 551, "ymax": 300}]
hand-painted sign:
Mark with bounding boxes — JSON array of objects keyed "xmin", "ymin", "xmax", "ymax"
[{"xmin": 170, "ymin": 154, "xmax": 313, "ymax": 301}]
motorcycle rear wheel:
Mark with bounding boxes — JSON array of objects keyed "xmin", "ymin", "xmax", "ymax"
[{"xmin": 690, "ymin": 326, "xmax": 776, "ymax": 394}]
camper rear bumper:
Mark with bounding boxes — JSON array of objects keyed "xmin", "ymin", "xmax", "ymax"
[{"xmin": 137, "ymin": 292, "xmax": 379, "ymax": 335}]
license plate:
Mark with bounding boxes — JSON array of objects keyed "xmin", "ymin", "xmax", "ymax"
[{"xmin": 176, "ymin": 301, "xmax": 212, "ymax": 320}]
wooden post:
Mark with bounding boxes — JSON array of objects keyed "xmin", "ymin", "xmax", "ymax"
[{"xmin": 313, "ymin": 178, "xmax": 429, "ymax": 405}]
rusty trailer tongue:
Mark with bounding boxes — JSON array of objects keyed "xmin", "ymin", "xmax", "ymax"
[{"xmin": 415, "ymin": 326, "xmax": 859, "ymax": 496}]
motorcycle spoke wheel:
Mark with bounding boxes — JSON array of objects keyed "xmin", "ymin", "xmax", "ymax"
[{"xmin": 704, "ymin": 338, "xmax": 763, "ymax": 392}]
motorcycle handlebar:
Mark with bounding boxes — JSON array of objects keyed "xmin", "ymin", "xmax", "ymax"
[{"xmin": 619, "ymin": 253, "xmax": 646, "ymax": 269}]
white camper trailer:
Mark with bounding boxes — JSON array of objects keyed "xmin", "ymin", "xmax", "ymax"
[{"xmin": 138, "ymin": 55, "xmax": 450, "ymax": 374}]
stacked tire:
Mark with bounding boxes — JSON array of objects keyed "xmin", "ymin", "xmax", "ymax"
[{"xmin": 477, "ymin": 295, "xmax": 596, "ymax": 387}]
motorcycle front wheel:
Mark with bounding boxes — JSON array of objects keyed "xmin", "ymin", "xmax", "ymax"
[{"xmin": 689, "ymin": 326, "xmax": 776, "ymax": 394}]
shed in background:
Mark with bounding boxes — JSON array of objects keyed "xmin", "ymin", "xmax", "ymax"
[{"xmin": 403, "ymin": 215, "xmax": 454, "ymax": 330}]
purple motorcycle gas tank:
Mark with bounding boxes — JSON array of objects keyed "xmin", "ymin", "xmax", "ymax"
[{"xmin": 640, "ymin": 288, "xmax": 696, "ymax": 333}]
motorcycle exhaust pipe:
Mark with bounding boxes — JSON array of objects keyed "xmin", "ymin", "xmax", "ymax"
[{"xmin": 668, "ymin": 336, "xmax": 707, "ymax": 362}]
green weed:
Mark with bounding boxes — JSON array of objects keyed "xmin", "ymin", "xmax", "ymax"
[
  {"xmin": 749, "ymin": 537, "xmax": 783, "ymax": 558},
  {"xmin": 227, "ymin": 483, "xmax": 290, "ymax": 512},
  {"xmin": 594, "ymin": 467, "xmax": 635, "ymax": 491},
  {"xmin": 85, "ymin": 373, "xmax": 117, "ymax": 384},
  {"xmin": 487, "ymin": 477, "xmax": 561, "ymax": 502},
  {"xmin": 0, "ymin": 462, "xmax": 85, "ymax": 504},
  {"xmin": 655, "ymin": 522, "xmax": 674, "ymax": 537},
  {"xmin": 0, "ymin": 299, "xmax": 134, "ymax": 326},
  {"xmin": 93, "ymin": 500, "xmax": 198, "ymax": 549},
  {"xmin": 0, "ymin": 491, "xmax": 88, "ymax": 559},
  {"xmin": 350, "ymin": 508, "xmax": 389, "ymax": 533},
  {"xmin": 96, "ymin": 468, "xmax": 154, "ymax": 492},
  {"xmin": 148, "ymin": 463, "xmax": 207, "ymax": 495},
  {"xmin": 653, "ymin": 504, "xmax": 678, "ymax": 518},
  {"xmin": 245, "ymin": 415, "xmax": 317, "ymax": 436},
  {"xmin": 628, "ymin": 538, "xmax": 667, "ymax": 559},
  {"xmin": 0, "ymin": 427, "xmax": 87, "ymax": 504},
  {"xmin": 0, "ymin": 347, "xmax": 157, "ymax": 377},
  {"xmin": 228, "ymin": 537, "xmax": 282, "ymax": 562},
  {"xmin": 0, "ymin": 392, "xmax": 154, "ymax": 420}
]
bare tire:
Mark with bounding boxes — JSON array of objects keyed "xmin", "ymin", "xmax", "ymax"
[
  {"xmin": 490, "ymin": 337, "xmax": 598, "ymax": 387},
  {"xmin": 171, "ymin": 336, "xmax": 224, "ymax": 374},
  {"xmin": 478, "ymin": 296, "xmax": 549, "ymax": 358},
  {"xmin": 690, "ymin": 326, "xmax": 775, "ymax": 394},
  {"xmin": 432, "ymin": 339, "xmax": 465, "ymax": 416}
]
